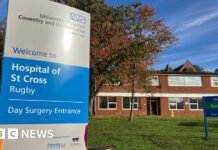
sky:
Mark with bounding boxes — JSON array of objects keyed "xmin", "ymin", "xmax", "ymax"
[
  {"xmin": 1, "ymin": 0, "xmax": 218, "ymax": 71},
  {"xmin": 105, "ymin": 0, "xmax": 218, "ymax": 71}
]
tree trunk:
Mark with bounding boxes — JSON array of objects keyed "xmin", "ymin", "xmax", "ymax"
[
  {"xmin": 89, "ymin": 77, "xmax": 103, "ymax": 117},
  {"xmin": 128, "ymin": 82, "xmax": 135, "ymax": 121},
  {"xmin": 129, "ymin": 61, "xmax": 136, "ymax": 121},
  {"xmin": 89, "ymin": 96, "xmax": 95, "ymax": 116},
  {"xmin": 89, "ymin": 73, "xmax": 95, "ymax": 117}
]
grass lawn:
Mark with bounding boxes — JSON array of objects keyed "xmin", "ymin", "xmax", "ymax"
[{"xmin": 88, "ymin": 116, "xmax": 218, "ymax": 150}]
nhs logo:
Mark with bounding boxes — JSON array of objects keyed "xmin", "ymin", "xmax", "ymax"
[{"xmin": 70, "ymin": 12, "xmax": 86, "ymax": 24}]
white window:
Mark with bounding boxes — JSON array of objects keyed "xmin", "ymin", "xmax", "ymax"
[
  {"xmin": 211, "ymin": 77, "xmax": 218, "ymax": 87},
  {"xmin": 151, "ymin": 76, "xmax": 159, "ymax": 86},
  {"xmin": 169, "ymin": 98, "xmax": 184, "ymax": 110},
  {"xmin": 122, "ymin": 97, "xmax": 139, "ymax": 110},
  {"xmin": 111, "ymin": 81, "xmax": 121, "ymax": 86},
  {"xmin": 99, "ymin": 97, "xmax": 117, "ymax": 110},
  {"xmin": 168, "ymin": 76, "xmax": 202, "ymax": 86},
  {"xmin": 189, "ymin": 98, "xmax": 203, "ymax": 110}
]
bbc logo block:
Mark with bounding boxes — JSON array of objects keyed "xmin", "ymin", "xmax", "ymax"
[
  {"xmin": 0, "ymin": 129, "xmax": 6, "ymax": 139},
  {"xmin": 0, "ymin": 128, "xmax": 19, "ymax": 139},
  {"xmin": 8, "ymin": 128, "xmax": 18, "ymax": 139}
]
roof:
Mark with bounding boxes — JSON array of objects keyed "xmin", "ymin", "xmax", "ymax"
[
  {"xmin": 156, "ymin": 71, "xmax": 218, "ymax": 76},
  {"xmin": 174, "ymin": 60, "xmax": 198, "ymax": 72},
  {"xmin": 164, "ymin": 64, "xmax": 173, "ymax": 72},
  {"xmin": 160, "ymin": 60, "xmax": 217, "ymax": 75}
]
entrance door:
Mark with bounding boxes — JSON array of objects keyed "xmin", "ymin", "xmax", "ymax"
[
  {"xmin": 147, "ymin": 99, "xmax": 159, "ymax": 115},
  {"xmin": 150, "ymin": 101, "xmax": 157, "ymax": 115}
]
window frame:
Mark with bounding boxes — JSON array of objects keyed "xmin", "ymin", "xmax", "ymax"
[
  {"xmin": 211, "ymin": 77, "xmax": 218, "ymax": 87},
  {"xmin": 122, "ymin": 97, "xmax": 139, "ymax": 110},
  {"xmin": 189, "ymin": 97, "xmax": 203, "ymax": 110},
  {"xmin": 151, "ymin": 76, "xmax": 159, "ymax": 86},
  {"xmin": 98, "ymin": 97, "xmax": 117, "ymax": 110},
  {"xmin": 168, "ymin": 97, "xmax": 184, "ymax": 110}
]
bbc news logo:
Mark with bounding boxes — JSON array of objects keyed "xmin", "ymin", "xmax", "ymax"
[{"xmin": 0, "ymin": 128, "xmax": 54, "ymax": 139}]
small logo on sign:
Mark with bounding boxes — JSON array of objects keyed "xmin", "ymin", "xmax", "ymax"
[
  {"xmin": 70, "ymin": 13, "xmax": 86, "ymax": 24},
  {"xmin": 72, "ymin": 137, "xmax": 79, "ymax": 142},
  {"xmin": 47, "ymin": 143, "xmax": 65, "ymax": 149},
  {"xmin": 70, "ymin": 137, "xmax": 80, "ymax": 146}
]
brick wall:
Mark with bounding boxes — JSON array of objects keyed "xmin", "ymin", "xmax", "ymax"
[
  {"xmin": 95, "ymin": 96, "xmax": 204, "ymax": 116},
  {"xmin": 157, "ymin": 75, "xmax": 218, "ymax": 94},
  {"xmin": 95, "ymin": 97, "xmax": 147, "ymax": 116},
  {"xmin": 160, "ymin": 97, "xmax": 203, "ymax": 116},
  {"xmin": 95, "ymin": 74, "xmax": 217, "ymax": 116},
  {"xmin": 100, "ymin": 75, "xmax": 218, "ymax": 94}
]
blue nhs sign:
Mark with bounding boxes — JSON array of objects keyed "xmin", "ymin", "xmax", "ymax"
[{"xmin": 70, "ymin": 12, "xmax": 86, "ymax": 24}]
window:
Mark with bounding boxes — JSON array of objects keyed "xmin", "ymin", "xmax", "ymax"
[
  {"xmin": 211, "ymin": 77, "xmax": 218, "ymax": 87},
  {"xmin": 169, "ymin": 98, "xmax": 184, "ymax": 110},
  {"xmin": 168, "ymin": 76, "xmax": 202, "ymax": 86},
  {"xmin": 122, "ymin": 97, "xmax": 139, "ymax": 110},
  {"xmin": 151, "ymin": 76, "xmax": 159, "ymax": 86},
  {"xmin": 111, "ymin": 81, "xmax": 121, "ymax": 86},
  {"xmin": 99, "ymin": 97, "xmax": 117, "ymax": 110},
  {"xmin": 189, "ymin": 98, "xmax": 203, "ymax": 110}
]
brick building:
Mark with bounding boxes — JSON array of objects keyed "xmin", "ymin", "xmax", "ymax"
[{"xmin": 95, "ymin": 60, "xmax": 218, "ymax": 116}]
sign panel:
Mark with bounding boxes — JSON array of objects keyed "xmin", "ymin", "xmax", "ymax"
[
  {"xmin": 203, "ymin": 96, "xmax": 218, "ymax": 140},
  {"xmin": 0, "ymin": 0, "xmax": 90, "ymax": 149},
  {"xmin": 204, "ymin": 96, "xmax": 218, "ymax": 117}
]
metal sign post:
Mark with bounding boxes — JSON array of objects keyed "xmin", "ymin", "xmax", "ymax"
[{"xmin": 203, "ymin": 97, "xmax": 208, "ymax": 140}]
